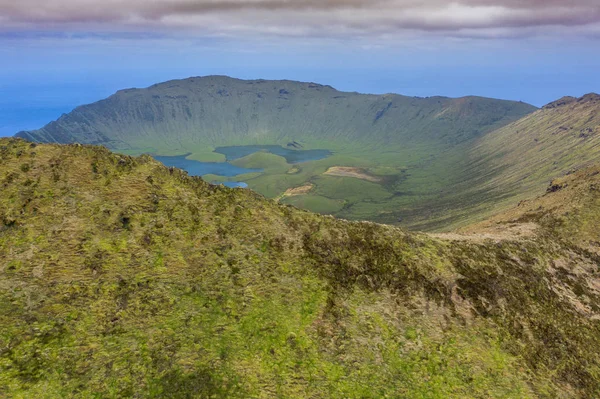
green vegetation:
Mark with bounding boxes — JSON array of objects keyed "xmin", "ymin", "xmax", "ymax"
[
  {"xmin": 15, "ymin": 76, "xmax": 538, "ymax": 230},
  {"xmin": 13, "ymin": 76, "xmax": 600, "ymax": 232},
  {"xmin": 1, "ymin": 138, "xmax": 600, "ymax": 398},
  {"xmin": 311, "ymin": 175, "xmax": 392, "ymax": 203},
  {"xmin": 230, "ymin": 151, "xmax": 289, "ymax": 173},
  {"xmin": 457, "ymin": 93, "xmax": 600, "ymax": 227}
]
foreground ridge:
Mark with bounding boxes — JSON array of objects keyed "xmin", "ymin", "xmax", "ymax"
[{"xmin": 1, "ymin": 138, "xmax": 600, "ymax": 398}]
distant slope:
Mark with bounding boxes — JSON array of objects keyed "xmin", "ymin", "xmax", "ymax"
[
  {"xmin": 16, "ymin": 75, "xmax": 536, "ymax": 156},
  {"xmin": 429, "ymin": 93, "xmax": 600, "ymax": 229},
  {"xmin": 2, "ymin": 138, "xmax": 600, "ymax": 398},
  {"xmin": 472, "ymin": 93, "xmax": 600, "ymax": 194},
  {"xmin": 397, "ymin": 93, "xmax": 600, "ymax": 231}
]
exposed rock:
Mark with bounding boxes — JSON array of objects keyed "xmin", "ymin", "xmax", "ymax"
[
  {"xmin": 547, "ymin": 182, "xmax": 567, "ymax": 193},
  {"xmin": 578, "ymin": 93, "xmax": 600, "ymax": 103}
]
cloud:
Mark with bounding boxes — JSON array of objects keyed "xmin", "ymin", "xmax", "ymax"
[{"xmin": 1, "ymin": 0, "xmax": 600, "ymax": 39}]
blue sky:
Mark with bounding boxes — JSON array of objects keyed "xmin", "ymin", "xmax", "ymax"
[{"xmin": 1, "ymin": 0, "xmax": 599, "ymax": 136}]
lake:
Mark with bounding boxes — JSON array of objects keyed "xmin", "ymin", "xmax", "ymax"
[
  {"xmin": 153, "ymin": 145, "xmax": 331, "ymax": 187},
  {"xmin": 153, "ymin": 154, "xmax": 262, "ymax": 177}
]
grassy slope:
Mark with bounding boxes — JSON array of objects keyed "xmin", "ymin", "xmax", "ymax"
[
  {"xmin": 472, "ymin": 94, "xmax": 600, "ymax": 196},
  {"xmin": 230, "ymin": 151, "xmax": 290, "ymax": 174},
  {"xmin": 1, "ymin": 138, "xmax": 600, "ymax": 398},
  {"xmin": 462, "ymin": 162, "xmax": 600, "ymax": 250},
  {"xmin": 280, "ymin": 195, "xmax": 344, "ymax": 214},
  {"xmin": 15, "ymin": 76, "xmax": 536, "ymax": 230},
  {"xmin": 422, "ymin": 93, "xmax": 600, "ymax": 231}
]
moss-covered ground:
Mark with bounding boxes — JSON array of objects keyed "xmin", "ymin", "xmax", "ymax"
[{"xmin": 2, "ymin": 138, "xmax": 600, "ymax": 398}]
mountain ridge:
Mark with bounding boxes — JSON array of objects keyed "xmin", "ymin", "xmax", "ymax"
[
  {"xmin": 15, "ymin": 75, "xmax": 536, "ymax": 153},
  {"xmin": 543, "ymin": 93, "xmax": 600, "ymax": 109},
  {"xmin": 1, "ymin": 138, "xmax": 600, "ymax": 398},
  {"xmin": 458, "ymin": 91, "xmax": 600, "ymax": 222}
]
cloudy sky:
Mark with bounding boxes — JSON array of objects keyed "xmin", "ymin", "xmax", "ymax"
[{"xmin": 1, "ymin": 0, "xmax": 599, "ymax": 134}]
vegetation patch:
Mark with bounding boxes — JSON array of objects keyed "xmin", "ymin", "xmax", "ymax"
[{"xmin": 230, "ymin": 151, "xmax": 289, "ymax": 173}]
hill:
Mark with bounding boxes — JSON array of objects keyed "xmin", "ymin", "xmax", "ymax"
[
  {"xmin": 472, "ymin": 93, "xmax": 600, "ymax": 199},
  {"xmin": 15, "ymin": 76, "xmax": 537, "ymax": 229},
  {"xmin": 1, "ymin": 138, "xmax": 600, "ymax": 398},
  {"xmin": 422, "ymin": 93, "xmax": 600, "ymax": 231},
  {"xmin": 16, "ymin": 76, "xmax": 535, "ymax": 155}
]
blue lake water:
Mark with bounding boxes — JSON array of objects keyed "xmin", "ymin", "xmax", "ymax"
[
  {"xmin": 153, "ymin": 145, "xmax": 331, "ymax": 187},
  {"xmin": 153, "ymin": 154, "xmax": 262, "ymax": 177}
]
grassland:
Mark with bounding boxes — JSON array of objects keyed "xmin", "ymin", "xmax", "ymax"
[
  {"xmin": 2, "ymin": 138, "xmax": 600, "ymax": 398},
  {"xmin": 230, "ymin": 151, "xmax": 290, "ymax": 173},
  {"xmin": 201, "ymin": 142, "xmax": 498, "ymax": 230}
]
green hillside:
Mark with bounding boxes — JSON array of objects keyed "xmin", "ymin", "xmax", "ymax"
[
  {"xmin": 415, "ymin": 93, "xmax": 600, "ymax": 231},
  {"xmin": 16, "ymin": 76, "xmax": 534, "ymax": 154},
  {"xmin": 2, "ymin": 138, "xmax": 600, "ymax": 398},
  {"xmin": 15, "ymin": 76, "xmax": 536, "ymax": 229},
  {"xmin": 471, "ymin": 93, "xmax": 600, "ymax": 201}
]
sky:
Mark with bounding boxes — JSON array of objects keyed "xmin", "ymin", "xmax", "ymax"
[{"xmin": 1, "ymin": 0, "xmax": 599, "ymax": 136}]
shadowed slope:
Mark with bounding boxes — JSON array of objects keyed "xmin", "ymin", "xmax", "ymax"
[{"xmin": 1, "ymin": 138, "xmax": 600, "ymax": 398}]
